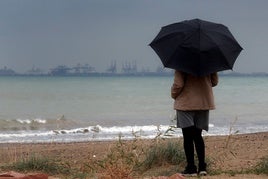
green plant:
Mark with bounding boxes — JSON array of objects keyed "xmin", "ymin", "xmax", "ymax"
[
  {"xmin": 253, "ymin": 155, "xmax": 268, "ymax": 175},
  {"xmin": 141, "ymin": 141, "xmax": 185, "ymax": 170},
  {"xmin": 5, "ymin": 154, "xmax": 70, "ymax": 175}
]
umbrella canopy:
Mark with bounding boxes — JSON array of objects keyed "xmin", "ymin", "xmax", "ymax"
[{"xmin": 149, "ymin": 18, "xmax": 243, "ymax": 76}]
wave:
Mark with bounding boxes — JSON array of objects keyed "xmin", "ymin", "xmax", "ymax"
[
  {"xmin": 16, "ymin": 118, "xmax": 47, "ymax": 124},
  {"xmin": 0, "ymin": 116, "xmax": 78, "ymax": 131},
  {"xmin": 0, "ymin": 122, "xmax": 267, "ymax": 143},
  {"xmin": 0, "ymin": 124, "xmax": 181, "ymax": 143}
]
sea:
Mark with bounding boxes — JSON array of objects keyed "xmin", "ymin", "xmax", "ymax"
[{"xmin": 0, "ymin": 75, "xmax": 268, "ymax": 143}]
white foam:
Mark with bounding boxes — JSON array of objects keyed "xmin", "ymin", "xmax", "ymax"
[
  {"xmin": 33, "ymin": 118, "xmax": 47, "ymax": 124},
  {"xmin": 209, "ymin": 123, "xmax": 214, "ymax": 127},
  {"xmin": 16, "ymin": 119, "xmax": 31, "ymax": 124},
  {"xmin": 15, "ymin": 118, "xmax": 47, "ymax": 124}
]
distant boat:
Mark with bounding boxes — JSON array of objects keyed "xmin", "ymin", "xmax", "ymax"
[
  {"xmin": 50, "ymin": 65, "xmax": 72, "ymax": 76},
  {"xmin": 50, "ymin": 64, "xmax": 96, "ymax": 76},
  {"xmin": 26, "ymin": 66, "xmax": 44, "ymax": 75},
  {"xmin": 0, "ymin": 66, "xmax": 16, "ymax": 76}
]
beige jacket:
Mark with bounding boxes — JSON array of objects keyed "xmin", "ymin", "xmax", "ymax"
[{"xmin": 171, "ymin": 70, "xmax": 218, "ymax": 111}]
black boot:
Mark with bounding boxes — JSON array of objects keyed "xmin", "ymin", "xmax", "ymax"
[
  {"xmin": 181, "ymin": 165, "xmax": 197, "ymax": 177},
  {"xmin": 198, "ymin": 162, "xmax": 207, "ymax": 176}
]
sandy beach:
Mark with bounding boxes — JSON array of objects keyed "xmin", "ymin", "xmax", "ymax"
[{"xmin": 0, "ymin": 132, "xmax": 267, "ymax": 178}]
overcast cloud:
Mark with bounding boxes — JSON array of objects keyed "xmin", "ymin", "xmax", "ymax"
[{"xmin": 0, "ymin": 0, "xmax": 268, "ymax": 73}]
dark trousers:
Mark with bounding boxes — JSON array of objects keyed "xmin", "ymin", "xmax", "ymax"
[{"xmin": 182, "ymin": 126, "xmax": 205, "ymax": 168}]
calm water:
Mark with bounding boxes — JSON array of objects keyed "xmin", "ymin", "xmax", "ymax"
[{"xmin": 0, "ymin": 75, "xmax": 268, "ymax": 143}]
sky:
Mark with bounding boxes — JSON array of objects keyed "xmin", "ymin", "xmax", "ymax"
[{"xmin": 0, "ymin": 0, "xmax": 268, "ymax": 73}]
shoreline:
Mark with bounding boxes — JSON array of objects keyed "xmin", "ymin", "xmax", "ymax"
[{"xmin": 1, "ymin": 123, "xmax": 268, "ymax": 144}]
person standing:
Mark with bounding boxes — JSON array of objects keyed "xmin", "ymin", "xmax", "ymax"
[{"xmin": 171, "ymin": 70, "xmax": 218, "ymax": 176}]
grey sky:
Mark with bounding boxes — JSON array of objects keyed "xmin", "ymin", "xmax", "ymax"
[{"xmin": 0, "ymin": 0, "xmax": 267, "ymax": 73}]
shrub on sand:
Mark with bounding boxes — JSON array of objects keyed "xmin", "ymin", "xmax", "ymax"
[
  {"xmin": 89, "ymin": 137, "xmax": 143, "ymax": 179},
  {"xmin": 4, "ymin": 155, "xmax": 70, "ymax": 175},
  {"xmin": 141, "ymin": 141, "xmax": 185, "ymax": 170},
  {"xmin": 254, "ymin": 155, "xmax": 268, "ymax": 175}
]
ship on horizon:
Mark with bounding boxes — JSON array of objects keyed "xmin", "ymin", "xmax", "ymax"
[
  {"xmin": 50, "ymin": 64, "xmax": 96, "ymax": 76},
  {"xmin": 0, "ymin": 66, "xmax": 16, "ymax": 76}
]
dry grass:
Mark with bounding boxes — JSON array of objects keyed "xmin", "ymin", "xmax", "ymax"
[{"xmin": 0, "ymin": 131, "xmax": 268, "ymax": 178}]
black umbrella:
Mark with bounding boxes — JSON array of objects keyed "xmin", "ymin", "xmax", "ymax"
[{"xmin": 149, "ymin": 18, "xmax": 243, "ymax": 76}]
